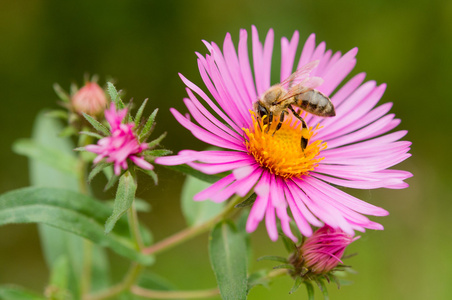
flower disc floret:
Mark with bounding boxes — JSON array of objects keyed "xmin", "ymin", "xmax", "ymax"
[{"xmin": 244, "ymin": 112, "xmax": 326, "ymax": 179}]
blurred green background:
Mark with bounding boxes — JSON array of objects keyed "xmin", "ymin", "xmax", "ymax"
[{"xmin": 1, "ymin": 0, "xmax": 451, "ymax": 299}]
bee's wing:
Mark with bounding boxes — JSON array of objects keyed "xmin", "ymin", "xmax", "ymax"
[
  {"xmin": 279, "ymin": 60, "xmax": 319, "ymax": 89},
  {"xmin": 276, "ymin": 61, "xmax": 324, "ymax": 103}
]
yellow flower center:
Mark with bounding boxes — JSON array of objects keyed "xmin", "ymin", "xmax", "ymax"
[{"xmin": 243, "ymin": 112, "xmax": 327, "ymax": 179}]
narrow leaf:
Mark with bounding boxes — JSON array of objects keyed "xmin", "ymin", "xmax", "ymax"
[
  {"xmin": 104, "ymin": 173, "xmax": 120, "ymax": 190},
  {"xmin": 82, "ymin": 113, "xmax": 110, "ymax": 136},
  {"xmin": 13, "ymin": 139, "xmax": 78, "ymax": 176},
  {"xmin": 256, "ymin": 255, "xmax": 288, "ymax": 263},
  {"xmin": 107, "ymin": 82, "xmax": 126, "ymax": 109},
  {"xmin": 105, "ymin": 171, "xmax": 137, "ymax": 234},
  {"xmin": 137, "ymin": 272, "xmax": 177, "ymax": 291},
  {"xmin": 88, "ymin": 162, "xmax": 113, "ymax": 183},
  {"xmin": 316, "ymin": 279, "xmax": 329, "ymax": 300},
  {"xmin": 163, "ymin": 164, "xmax": 222, "ymax": 184},
  {"xmin": 139, "ymin": 168, "xmax": 158, "ymax": 185},
  {"xmin": 140, "ymin": 108, "xmax": 158, "ymax": 139},
  {"xmin": 143, "ymin": 149, "xmax": 172, "ymax": 157},
  {"xmin": 53, "ymin": 83, "xmax": 70, "ymax": 102},
  {"xmin": 289, "ymin": 276, "xmax": 303, "ymax": 294},
  {"xmin": 247, "ymin": 270, "xmax": 270, "ymax": 294},
  {"xmin": 0, "ymin": 285, "xmax": 45, "ymax": 300},
  {"xmin": 181, "ymin": 175, "xmax": 224, "ymax": 227},
  {"xmin": 209, "ymin": 221, "xmax": 247, "ymax": 300},
  {"xmin": 235, "ymin": 193, "xmax": 257, "ymax": 208},
  {"xmin": 134, "ymin": 98, "xmax": 148, "ymax": 127},
  {"xmin": 0, "ymin": 187, "xmax": 152, "ymax": 265},
  {"xmin": 46, "ymin": 109, "xmax": 68, "ymax": 120},
  {"xmin": 80, "ymin": 131, "xmax": 104, "ymax": 139},
  {"xmin": 146, "ymin": 132, "xmax": 167, "ymax": 149},
  {"xmin": 272, "ymin": 264, "xmax": 294, "ymax": 270}
]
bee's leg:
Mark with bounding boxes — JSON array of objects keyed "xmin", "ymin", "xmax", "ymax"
[
  {"xmin": 272, "ymin": 111, "xmax": 286, "ymax": 136},
  {"xmin": 289, "ymin": 106, "xmax": 309, "ymax": 152},
  {"xmin": 265, "ymin": 112, "xmax": 273, "ymax": 134}
]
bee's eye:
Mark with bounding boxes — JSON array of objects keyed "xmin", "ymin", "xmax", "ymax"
[{"xmin": 257, "ymin": 103, "xmax": 268, "ymax": 118}]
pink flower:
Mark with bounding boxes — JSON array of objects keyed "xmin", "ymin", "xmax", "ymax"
[
  {"xmin": 71, "ymin": 82, "xmax": 107, "ymax": 115},
  {"xmin": 156, "ymin": 26, "xmax": 412, "ymax": 241},
  {"xmin": 295, "ymin": 225, "xmax": 358, "ymax": 274},
  {"xmin": 86, "ymin": 104, "xmax": 153, "ymax": 175}
]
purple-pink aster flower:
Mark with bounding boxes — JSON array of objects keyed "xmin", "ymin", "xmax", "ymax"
[
  {"xmin": 296, "ymin": 225, "xmax": 358, "ymax": 274},
  {"xmin": 156, "ymin": 26, "xmax": 412, "ymax": 241},
  {"xmin": 86, "ymin": 104, "xmax": 153, "ymax": 175}
]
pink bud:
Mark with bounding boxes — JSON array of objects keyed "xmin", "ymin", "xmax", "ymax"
[
  {"xmin": 293, "ymin": 225, "xmax": 358, "ymax": 275},
  {"xmin": 71, "ymin": 82, "xmax": 107, "ymax": 115}
]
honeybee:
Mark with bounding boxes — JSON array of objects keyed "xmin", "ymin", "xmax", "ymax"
[{"xmin": 253, "ymin": 60, "xmax": 336, "ymax": 151}]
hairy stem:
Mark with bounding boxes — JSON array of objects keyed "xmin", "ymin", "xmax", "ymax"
[
  {"xmin": 142, "ymin": 193, "xmax": 247, "ymax": 256},
  {"xmin": 131, "ymin": 286, "xmax": 220, "ymax": 299}
]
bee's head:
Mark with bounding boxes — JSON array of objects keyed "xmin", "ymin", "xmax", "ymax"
[{"xmin": 254, "ymin": 101, "xmax": 269, "ymax": 120}]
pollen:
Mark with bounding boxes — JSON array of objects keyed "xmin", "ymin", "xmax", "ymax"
[{"xmin": 243, "ymin": 112, "xmax": 327, "ymax": 179}]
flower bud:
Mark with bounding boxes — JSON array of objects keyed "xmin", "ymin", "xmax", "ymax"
[
  {"xmin": 291, "ymin": 225, "xmax": 358, "ymax": 276},
  {"xmin": 71, "ymin": 82, "xmax": 107, "ymax": 115}
]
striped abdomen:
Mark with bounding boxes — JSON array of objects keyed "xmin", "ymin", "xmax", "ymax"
[{"xmin": 293, "ymin": 89, "xmax": 336, "ymax": 117}]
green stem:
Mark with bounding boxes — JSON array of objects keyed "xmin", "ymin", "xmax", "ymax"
[
  {"xmin": 131, "ymin": 286, "xmax": 219, "ymax": 299},
  {"xmin": 128, "ymin": 201, "xmax": 144, "ymax": 250},
  {"xmin": 142, "ymin": 193, "xmax": 246, "ymax": 256},
  {"xmin": 84, "ymin": 263, "xmax": 143, "ymax": 300}
]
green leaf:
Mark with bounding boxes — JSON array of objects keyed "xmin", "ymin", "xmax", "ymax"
[
  {"xmin": 12, "ymin": 139, "xmax": 78, "ymax": 176},
  {"xmin": 209, "ymin": 221, "xmax": 247, "ymax": 300},
  {"xmin": 134, "ymin": 98, "xmax": 148, "ymax": 127},
  {"xmin": 139, "ymin": 168, "xmax": 158, "ymax": 185},
  {"xmin": 163, "ymin": 164, "xmax": 222, "ymax": 184},
  {"xmin": 181, "ymin": 175, "xmax": 224, "ymax": 227},
  {"xmin": 137, "ymin": 272, "xmax": 177, "ymax": 291},
  {"xmin": 235, "ymin": 193, "xmax": 257, "ymax": 208},
  {"xmin": 256, "ymin": 255, "xmax": 288, "ymax": 263},
  {"xmin": 0, "ymin": 285, "xmax": 45, "ymax": 300},
  {"xmin": 105, "ymin": 171, "xmax": 137, "ymax": 234},
  {"xmin": 0, "ymin": 187, "xmax": 153, "ymax": 266},
  {"xmin": 82, "ymin": 113, "xmax": 110, "ymax": 136},
  {"xmin": 140, "ymin": 108, "xmax": 158, "ymax": 139},
  {"xmin": 303, "ymin": 281, "xmax": 315, "ymax": 300},
  {"xmin": 272, "ymin": 264, "xmax": 294, "ymax": 270}
]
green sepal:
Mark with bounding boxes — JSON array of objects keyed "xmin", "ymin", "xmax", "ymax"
[
  {"xmin": 303, "ymin": 281, "xmax": 315, "ymax": 300},
  {"xmin": 247, "ymin": 270, "xmax": 270, "ymax": 294},
  {"xmin": 143, "ymin": 149, "xmax": 172, "ymax": 157},
  {"xmin": 138, "ymin": 168, "xmax": 158, "ymax": 185},
  {"xmin": 80, "ymin": 131, "xmax": 104, "ymax": 139},
  {"xmin": 46, "ymin": 109, "xmax": 69, "ymax": 120},
  {"xmin": 105, "ymin": 171, "xmax": 137, "ymax": 234},
  {"xmin": 163, "ymin": 164, "xmax": 223, "ymax": 184},
  {"xmin": 104, "ymin": 173, "xmax": 120, "ymax": 191},
  {"xmin": 82, "ymin": 113, "xmax": 110, "ymax": 136},
  {"xmin": 146, "ymin": 132, "xmax": 166, "ymax": 149},
  {"xmin": 134, "ymin": 98, "xmax": 148, "ymax": 127},
  {"xmin": 88, "ymin": 162, "xmax": 113, "ymax": 183},
  {"xmin": 256, "ymin": 255, "xmax": 288, "ymax": 263},
  {"xmin": 12, "ymin": 139, "xmax": 78, "ymax": 176},
  {"xmin": 107, "ymin": 82, "xmax": 126, "ymax": 110},
  {"xmin": 140, "ymin": 108, "xmax": 158, "ymax": 140},
  {"xmin": 235, "ymin": 193, "xmax": 257, "ymax": 208},
  {"xmin": 315, "ymin": 278, "xmax": 329, "ymax": 300},
  {"xmin": 70, "ymin": 82, "xmax": 78, "ymax": 96},
  {"xmin": 272, "ymin": 264, "xmax": 295, "ymax": 270},
  {"xmin": 281, "ymin": 232, "xmax": 297, "ymax": 253},
  {"xmin": 59, "ymin": 126, "xmax": 76, "ymax": 138},
  {"xmin": 53, "ymin": 83, "xmax": 71, "ymax": 102},
  {"xmin": 289, "ymin": 276, "xmax": 303, "ymax": 294}
]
